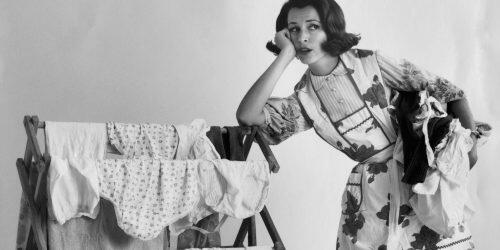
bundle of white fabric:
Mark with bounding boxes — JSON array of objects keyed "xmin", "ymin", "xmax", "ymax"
[{"xmin": 401, "ymin": 91, "xmax": 491, "ymax": 238}]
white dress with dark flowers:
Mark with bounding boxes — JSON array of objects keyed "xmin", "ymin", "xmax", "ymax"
[{"xmin": 259, "ymin": 49, "xmax": 475, "ymax": 249}]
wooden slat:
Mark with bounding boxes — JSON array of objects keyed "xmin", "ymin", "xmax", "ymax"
[
  {"xmin": 259, "ymin": 206, "xmax": 285, "ymax": 250},
  {"xmin": 23, "ymin": 116, "xmax": 38, "ymax": 171},
  {"xmin": 28, "ymin": 163, "xmax": 39, "ymax": 210},
  {"xmin": 16, "ymin": 159, "xmax": 47, "ymax": 250},
  {"xmin": 24, "ymin": 116, "xmax": 42, "ymax": 163},
  {"xmin": 23, "ymin": 140, "xmax": 33, "ymax": 173},
  {"xmin": 247, "ymin": 216, "xmax": 256, "ymax": 246},
  {"xmin": 233, "ymin": 218, "xmax": 249, "ymax": 247},
  {"xmin": 20, "ymin": 116, "xmax": 48, "ymax": 250},
  {"xmin": 254, "ymin": 130, "xmax": 280, "ymax": 173},
  {"xmin": 25, "ymin": 228, "xmax": 38, "ymax": 250},
  {"xmin": 34, "ymin": 159, "xmax": 48, "ymax": 207},
  {"xmin": 242, "ymin": 127, "xmax": 257, "ymax": 159},
  {"xmin": 19, "ymin": 117, "xmax": 35, "ymax": 250}
]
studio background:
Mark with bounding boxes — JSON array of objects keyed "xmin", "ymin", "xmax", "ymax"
[{"xmin": 1, "ymin": 0, "xmax": 499, "ymax": 249}]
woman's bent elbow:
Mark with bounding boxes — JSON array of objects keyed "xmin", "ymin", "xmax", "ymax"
[
  {"xmin": 236, "ymin": 112, "xmax": 263, "ymax": 127},
  {"xmin": 236, "ymin": 113, "xmax": 254, "ymax": 126}
]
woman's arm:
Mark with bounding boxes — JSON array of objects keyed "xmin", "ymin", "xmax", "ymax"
[
  {"xmin": 236, "ymin": 29, "xmax": 295, "ymax": 126},
  {"xmin": 447, "ymin": 98, "xmax": 478, "ymax": 168}
]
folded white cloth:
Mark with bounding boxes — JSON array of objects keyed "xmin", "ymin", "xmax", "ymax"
[{"xmin": 45, "ymin": 121, "xmax": 107, "ymax": 224}]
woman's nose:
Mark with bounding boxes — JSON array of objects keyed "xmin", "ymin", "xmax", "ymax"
[{"xmin": 298, "ymin": 30, "xmax": 309, "ymax": 43}]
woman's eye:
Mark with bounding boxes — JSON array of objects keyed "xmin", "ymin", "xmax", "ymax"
[
  {"xmin": 309, "ymin": 24, "xmax": 320, "ymax": 30},
  {"xmin": 288, "ymin": 27, "xmax": 299, "ymax": 33}
]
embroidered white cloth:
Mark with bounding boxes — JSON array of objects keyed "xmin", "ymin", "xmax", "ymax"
[{"xmin": 45, "ymin": 122, "xmax": 107, "ymax": 224}]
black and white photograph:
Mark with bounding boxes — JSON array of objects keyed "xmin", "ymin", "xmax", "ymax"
[{"xmin": 1, "ymin": 0, "xmax": 499, "ymax": 249}]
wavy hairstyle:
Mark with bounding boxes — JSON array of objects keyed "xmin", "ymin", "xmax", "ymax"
[{"xmin": 267, "ymin": 0, "xmax": 360, "ymax": 56}]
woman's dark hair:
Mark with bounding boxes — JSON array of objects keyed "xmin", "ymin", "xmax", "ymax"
[{"xmin": 266, "ymin": 0, "xmax": 360, "ymax": 56}]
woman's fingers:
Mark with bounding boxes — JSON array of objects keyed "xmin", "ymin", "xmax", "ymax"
[
  {"xmin": 283, "ymin": 29, "xmax": 290, "ymax": 39},
  {"xmin": 274, "ymin": 29, "xmax": 295, "ymax": 57}
]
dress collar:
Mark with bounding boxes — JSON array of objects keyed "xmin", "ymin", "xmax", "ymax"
[{"xmin": 295, "ymin": 50, "xmax": 357, "ymax": 92}]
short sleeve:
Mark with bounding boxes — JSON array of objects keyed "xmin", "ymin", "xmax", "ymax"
[
  {"xmin": 258, "ymin": 93, "xmax": 312, "ymax": 145},
  {"xmin": 376, "ymin": 51, "xmax": 466, "ymax": 103}
]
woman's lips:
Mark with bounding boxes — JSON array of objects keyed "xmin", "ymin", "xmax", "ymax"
[{"xmin": 297, "ymin": 48, "xmax": 312, "ymax": 54}]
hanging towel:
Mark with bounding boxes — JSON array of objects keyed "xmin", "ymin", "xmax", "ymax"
[{"xmin": 45, "ymin": 121, "xmax": 107, "ymax": 224}]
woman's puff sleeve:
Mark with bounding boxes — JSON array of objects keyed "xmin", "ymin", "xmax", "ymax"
[
  {"xmin": 376, "ymin": 51, "xmax": 466, "ymax": 103},
  {"xmin": 259, "ymin": 93, "xmax": 312, "ymax": 145}
]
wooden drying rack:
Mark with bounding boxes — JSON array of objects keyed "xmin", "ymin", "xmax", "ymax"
[{"xmin": 16, "ymin": 115, "xmax": 285, "ymax": 250}]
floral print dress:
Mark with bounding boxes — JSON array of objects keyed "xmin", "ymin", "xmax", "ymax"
[{"xmin": 259, "ymin": 49, "xmax": 474, "ymax": 249}]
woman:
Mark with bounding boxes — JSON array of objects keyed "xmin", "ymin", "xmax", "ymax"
[{"xmin": 236, "ymin": 0, "xmax": 479, "ymax": 249}]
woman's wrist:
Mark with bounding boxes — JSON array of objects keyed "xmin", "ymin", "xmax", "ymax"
[{"xmin": 278, "ymin": 47, "xmax": 296, "ymax": 62}]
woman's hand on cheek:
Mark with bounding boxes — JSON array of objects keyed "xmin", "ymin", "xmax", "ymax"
[{"xmin": 275, "ymin": 29, "xmax": 295, "ymax": 59}]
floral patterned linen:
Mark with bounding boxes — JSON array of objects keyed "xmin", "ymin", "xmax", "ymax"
[
  {"xmin": 97, "ymin": 158, "xmax": 270, "ymax": 241},
  {"xmin": 98, "ymin": 158, "xmax": 199, "ymax": 240},
  {"xmin": 259, "ymin": 49, "xmax": 475, "ymax": 249},
  {"xmin": 107, "ymin": 122, "xmax": 178, "ymax": 159}
]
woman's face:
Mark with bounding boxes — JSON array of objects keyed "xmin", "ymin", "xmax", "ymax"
[{"xmin": 287, "ymin": 6, "xmax": 329, "ymax": 65}]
